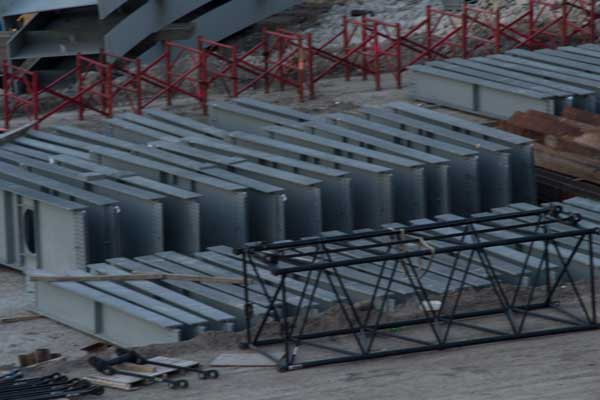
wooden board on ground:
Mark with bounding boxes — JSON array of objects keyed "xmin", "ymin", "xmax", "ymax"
[
  {"xmin": 1, "ymin": 314, "xmax": 43, "ymax": 324},
  {"xmin": 29, "ymin": 273, "xmax": 245, "ymax": 284},
  {"xmin": 85, "ymin": 356, "xmax": 200, "ymax": 390},
  {"xmin": 22, "ymin": 355, "xmax": 64, "ymax": 369},
  {"xmin": 119, "ymin": 362, "xmax": 156, "ymax": 373},
  {"xmin": 210, "ymin": 352, "xmax": 284, "ymax": 367},
  {"xmin": 148, "ymin": 356, "xmax": 199, "ymax": 369},
  {"xmin": 85, "ymin": 375, "xmax": 143, "ymax": 391}
]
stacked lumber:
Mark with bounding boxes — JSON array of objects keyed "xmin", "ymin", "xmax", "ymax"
[{"xmin": 498, "ymin": 107, "xmax": 600, "ymax": 190}]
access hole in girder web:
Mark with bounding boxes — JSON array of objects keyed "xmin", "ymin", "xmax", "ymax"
[{"xmin": 24, "ymin": 209, "xmax": 36, "ymax": 254}]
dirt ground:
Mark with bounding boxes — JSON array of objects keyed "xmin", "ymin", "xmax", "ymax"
[
  {"xmin": 25, "ymin": 327, "xmax": 600, "ymax": 400},
  {"xmin": 4, "ymin": 252, "xmax": 600, "ymax": 400},
  {"xmin": 0, "ymin": 2, "xmax": 584, "ymax": 394},
  {"xmin": 0, "ymin": 267, "xmax": 99, "ymax": 368}
]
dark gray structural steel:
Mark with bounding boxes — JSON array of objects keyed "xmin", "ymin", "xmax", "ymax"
[
  {"xmin": 1, "ymin": 0, "xmax": 301, "ymax": 71},
  {"xmin": 410, "ymin": 44, "xmax": 600, "ymax": 118},
  {"xmin": 238, "ymin": 206, "xmax": 600, "ymax": 371}
]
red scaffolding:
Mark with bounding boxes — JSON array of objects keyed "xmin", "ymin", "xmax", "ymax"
[
  {"xmin": 34, "ymin": 55, "xmax": 112, "ymax": 125},
  {"xmin": 235, "ymin": 29, "xmax": 312, "ymax": 101},
  {"xmin": 309, "ymin": 16, "xmax": 401, "ymax": 91},
  {"xmin": 0, "ymin": 0, "xmax": 597, "ymax": 130},
  {"xmin": 2, "ymin": 61, "xmax": 39, "ymax": 129},
  {"xmin": 135, "ymin": 41, "xmax": 206, "ymax": 110},
  {"xmin": 397, "ymin": 0, "xmax": 597, "ymax": 71},
  {"xmin": 101, "ymin": 50, "xmax": 142, "ymax": 115},
  {"xmin": 197, "ymin": 37, "xmax": 238, "ymax": 113}
]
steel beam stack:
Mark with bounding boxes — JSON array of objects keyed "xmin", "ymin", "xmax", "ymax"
[
  {"xmin": 409, "ymin": 44, "xmax": 600, "ymax": 118},
  {"xmin": 0, "ymin": 98, "xmax": 539, "ymax": 270},
  {"xmin": 258, "ymin": 125, "xmax": 427, "ymax": 223},
  {"xmin": 31, "ymin": 196, "xmax": 600, "ymax": 347},
  {"xmin": 209, "ymin": 98, "xmax": 532, "ymax": 217},
  {"xmin": 0, "ymin": 97, "xmax": 569, "ymax": 350},
  {"xmin": 384, "ymin": 102, "xmax": 537, "ymax": 204}
]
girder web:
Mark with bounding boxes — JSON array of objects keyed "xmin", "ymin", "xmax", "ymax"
[{"xmin": 237, "ymin": 206, "xmax": 600, "ymax": 371}]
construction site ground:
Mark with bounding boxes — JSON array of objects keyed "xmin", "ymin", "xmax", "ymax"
[
  {"xmin": 0, "ymin": 59, "xmax": 583, "ymax": 396},
  {"xmin": 0, "ymin": 68, "xmax": 598, "ymax": 397},
  {"xmin": 0, "ymin": 1, "xmax": 595, "ymax": 396},
  {"xmin": 3, "ymin": 264, "xmax": 600, "ymax": 400}
]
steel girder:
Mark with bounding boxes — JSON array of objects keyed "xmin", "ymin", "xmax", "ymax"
[{"xmin": 238, "ymin": 206, "xmax": 600, "ymax": 371}]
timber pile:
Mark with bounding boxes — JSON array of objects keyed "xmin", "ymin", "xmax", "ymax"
[{"xmin": 498, "ymin": 107, "xmax": 600, "ymax": 191}]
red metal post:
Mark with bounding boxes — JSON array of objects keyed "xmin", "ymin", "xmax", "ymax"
[
  {"xmin": 361, "ymin": 15, "xmax": 368, "ymax": 81},
  {"xmin": 528, "ymin": 0, "xmax": 535, "ymax": 49},
  {"xmin": 232, "ymin": 46, "xmax": 239, "ymax": 97},
  {"xmin": 306, "ymin": 32, "xmax": 315, "ymax": 98},
  {"xmin": 76, "ymin": 54, "xmax": 85, "ymax": 121},
  {"xmin": 297, "ymin": 34, "xmax": 305, "ymax": 102},
  {"xmin": 32, "ymin": 71, "xmax": 39, "ymax": 129},
  {"xmin": 263, "ymin": 28, "xmax": 271, "ymax": 94},
  {"xmin": 2, "ymin": 61, "xmax": 9, "ymax": 130},
  {"xmin": 278, "ymin": 35, "xmax": 285, "ymax": 91},
  {"xmin": 99, "ymin": 49, "xmax": 108, "ymax": 115},
  {"xmin": 135, "ymin": 58, "xmax": 142, "ymax": 114},
  {"xmin": 561, "ymin": 0, "xmax": 568, "ymax": 45},
  {"xmin": 591, "ymin": 0, "xmax": 597, "ymax": 42},
  {"xmin": 342, "ymin": 16, "xmax": 351, "ymax": 81},
  {"xmin": 462, "ymin": 4, "xmax": 469, "ymax": 58},
  {"xmin": 105, "ymin": 64, "xmax": 113, "ymax": 117},
  {"xmin": 426, "ymin": 6, "xmax": 433, "ymax": 60},
  {"xmin": 395, "ymin": 23, "xmax": 402, "ymax": 89},
  {"xmin": 197, "ymin": 37, "xmax": 209, "ymax": 114},
  {"xmin": 373, "ymin": 21, "xmax": 381, "ymax": 91},
  {"xmin": 165, "ymin": 42, "xmax": 173, "ymax": 106},
  {"xmin": 495, "ymin": 8, "xmax": 502, "ymax": 53}
]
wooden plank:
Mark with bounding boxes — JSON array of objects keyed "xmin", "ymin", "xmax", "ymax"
[
  {"xmin": 0, "ymin": 314, "xmax": 43, "ymax": 324},
  {"xmin": 119, "ymin": 363, "xmax": 156, "ymax": 373},
  {"xmin": 148, "ymin": 356, "xmax": 199, "ymax": 368},
  {"xmin": 29, "ymin": 273, "xmax": 245, "ymax": 284},
  {"xmin": 84, "ymin": 375, "xmax": 142, "ymax": 391},
  {"xmin": 124, "ymin": 364, "xmax": 177, "ymax": 377},
  {"xmin": 86, "ymin": 356, "xmax": 201, "ymax": 391}
]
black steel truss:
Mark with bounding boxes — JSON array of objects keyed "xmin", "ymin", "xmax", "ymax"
[{"xmin": 237, "ymin": 206, "xmax": 600, "ymax": 371}]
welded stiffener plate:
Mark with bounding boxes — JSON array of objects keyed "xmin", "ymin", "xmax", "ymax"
[{"xmin": 238, "ymin": 206, "xmax": 600, "ymax": 370}]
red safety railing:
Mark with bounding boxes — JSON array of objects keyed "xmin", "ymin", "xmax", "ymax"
[
  {"xmin": 1, "ymin": 0, "xmax": 597, "ymax": 130},
  {"xmin": 363, "ymin": 18, "xmax": 402, "ymax": 88},
  {"xmin": 136, "ymin": 41, "xmax": 206, "ymax": 110},
  {"xmin": 461, "ymin": 6, "xmax": 501, "ymax": 57},
  {"xmin": 100, "ymin": 50, "xmax": 142, "ymax": 115},
  {"xmin": 197, "ymin": 37, "xmax": 238, "ymax": 113},
  {"xmin": 496, "ymin": 0, "xmax": 587, "ymax": 50},
  {"xmin": 2, "ymin": 61, "xmax": 39, "ymax": 129},
  {"xmin": 236, "ymin": 29, "xmax": 312, "ymax": 101},
  {"xmin": 397, "ymin": 0, "xmax": 596, "ymax": 72},
  {"xmin": 310, "ymin": 16, "xmax": 396, "ymax": 91},
  {"xmin": 75, "ymin": 55, "xmax": 113, "ymax": 120},
  {"xmin": 34, "ymin": 54, "xmax": 112, "ymax": 125}
]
